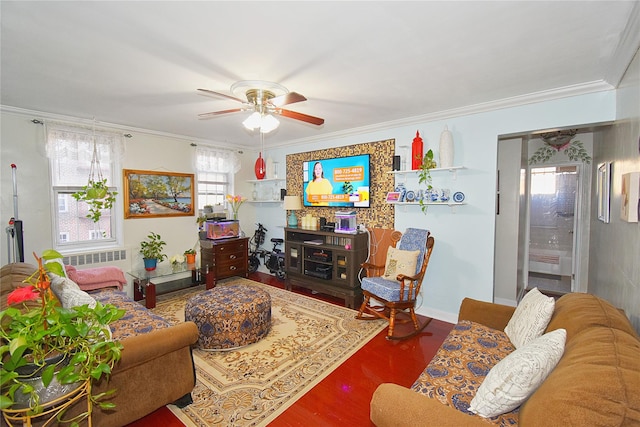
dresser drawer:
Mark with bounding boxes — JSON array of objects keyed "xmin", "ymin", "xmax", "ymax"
[
  {"xmin": 216, "ymin": 258, "xmax": 247, "ymax": 276},
  {"xmin": 213, "ymin": 238, "xmax": 246, "ymax": 255}
]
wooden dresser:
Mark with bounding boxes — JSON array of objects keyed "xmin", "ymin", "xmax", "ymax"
[{"xmin": 200, "ymin": 237, "xmax": 249, "ymax": 288}]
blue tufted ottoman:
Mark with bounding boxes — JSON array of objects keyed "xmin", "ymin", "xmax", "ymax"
[{"xmin": 185, "ymin": 284, "xmax": 271, "ymax": 350}]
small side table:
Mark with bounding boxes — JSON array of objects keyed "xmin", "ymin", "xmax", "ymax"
[{"xmin": 128, "ymin": 263, "xmax": 202, "ymax": 309}]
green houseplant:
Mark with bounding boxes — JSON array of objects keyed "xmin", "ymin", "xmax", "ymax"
[
  {"xmin": 417, "ymin": 149, "xmax": 436, "ymax": 213},
  {"xmin": 0, "ymin": 250, "xmax": 124, "ymax": 423},
  {"xmin": 139, "ymin": 232, "xmax": 167, "ymax": 271},
  {"xmin": 71, "ymin": 179, "xmax": 118, "ymax": 223}
]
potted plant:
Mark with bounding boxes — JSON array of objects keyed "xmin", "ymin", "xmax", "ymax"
[
  {"xmin": 0, "ymin": 250, "xmax": 124, "ymax": 422},
  {"xmin": 71, "ymin": 179, "xmax": 118, "ymax": 223},
  {"xmin": 184, "ymin": 249, "xmax": 196, "ymax": 264},
  {"xmin": 139, "ymin": 232, "xmax": 167, "ymax": 271},
  {"xmin": 418, "ymin": 149, "xmax": 436, "ymax": 213}
]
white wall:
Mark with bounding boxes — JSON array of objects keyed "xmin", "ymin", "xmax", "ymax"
[
  {"xmin": 589, "ymin": 48, "xmax": 640, "ymax": 332},
  {"xmin": 0, "ymin": 89, "xmax": 620, "ymax": 323},
  {"xmin": 494, "ymin": 138, "xmax": 523, "ymax": 305}
]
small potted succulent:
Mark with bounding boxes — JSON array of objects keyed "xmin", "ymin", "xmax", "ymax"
[
  {"xmin": 0, "ymin": 250, "xmax": 124, "ymax": 421},
  {"xmin": 139, "ymin": 232, "xmax": 167, "ymax": 271}
]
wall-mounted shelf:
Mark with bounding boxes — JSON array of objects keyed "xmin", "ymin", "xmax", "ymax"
[
  {"xmin": 246, "ymin": 178, "xmax": 286, "ymax": 183},
  {"xmin": 247, "ymin": 178, "xmax": 286, "ymax": 202},
  {"xmin": 388, "ymin": 201, "xmax": 466, "ymax": 213},
  {"xmin": 246, "ymin": 200, "xmax": 283, "ymax": 205},
  {"xmin": 387, "ymin": 166, "xmax": 465, "ymax": 180}
]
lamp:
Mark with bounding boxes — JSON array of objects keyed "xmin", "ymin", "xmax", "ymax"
[
  {"xmin": 283, "ymin": 196, "xmax": 303, "ymax": 228},
  {"xmin": 242, "ymin": 112, "xmax": 280, "ymax": 134}
]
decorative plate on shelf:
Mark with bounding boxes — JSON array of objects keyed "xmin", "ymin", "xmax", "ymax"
[
  {"xmin": 453, "ymin": 191, "xmax": 465, "ymax": 203},
  {"xmin": 405, "ymin": 190, "xmax": 416, "ymax": 202}
]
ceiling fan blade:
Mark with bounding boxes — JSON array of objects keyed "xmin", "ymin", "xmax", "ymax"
[
  {"xmin": 270, "ymin": 92, "xmax": 307, "ymax": 107},
  {"xmin": 198, "ymin": 108, "xmax": 244, "ymax": 119},
  {"xmin": 197, "ymin": 88, "xmax": 246, "ymax": 104},
  {"xmin": 277, "ymin": 108, "xmax": 325, "ymax": 126}
]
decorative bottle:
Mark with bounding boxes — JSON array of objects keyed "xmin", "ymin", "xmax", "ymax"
[
  {"xmin": 439, "ymin": 125, "xmax": 454, "ymax": 168},
  {"xmin": 411, "ymin": 131, "xmax": 423, "ymax": 170}
]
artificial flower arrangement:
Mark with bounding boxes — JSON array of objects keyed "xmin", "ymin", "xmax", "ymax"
[
  {"xmin": 170, "ymin": 254, "xmax": 185, "ymax": 266},
  {"xmin": 226, "ymin": 194, "xmax": 246, "ymax": 220},
  {"xmin": 0, "ymin": 250, "xmax": 124, "ymax": 420}
]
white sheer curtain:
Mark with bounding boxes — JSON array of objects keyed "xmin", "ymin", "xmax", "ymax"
[
  {"xmin": 195, "ymin": 146, "xmax": 241, "ymax": 174},
  {"xmin": 45, "ymin": 122, "xmax": 124, "ymax": 186}
]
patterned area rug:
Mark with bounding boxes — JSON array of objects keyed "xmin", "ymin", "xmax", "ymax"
[{"xmin": 151, "ymin": 277, "xmax": 386, "ymax": 426}]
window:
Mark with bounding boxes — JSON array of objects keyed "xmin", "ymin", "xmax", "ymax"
[
  {"xmin": 195, "ymin": 147, "xmax": 240, "ymax": 213},
  {"xmin": 47, "ymin": 124, "xmax": 123, "ymax": 250}
]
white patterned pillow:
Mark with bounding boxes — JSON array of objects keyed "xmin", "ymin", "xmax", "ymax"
[
  {"xmin": 383, "ymin": 247, "xmax": 419, "ymax": 280},
  {"xmin": 49, "ymin": 275, "xmax": 97, "ymax": 309},
  {"xmin": 469, "ymin": 328, "xmax": 566, "ymax": 418},
  {"xmin": 504, "ymin": 287, "xmax": 555, "ymax": 348}
]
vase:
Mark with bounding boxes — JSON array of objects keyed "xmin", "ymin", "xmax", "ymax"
[
  {"xmin": 439, "ymin": 125, "xmax": 454, "ymax": 168},
  {"xmin": 12, "ymin": 353, "xmax": 82, "ymax": 410},
  {"xmin": 254, "ymin": 152, "xmax": 266, "ymax": 180},
  {"xmin": 143, "ymin": 258, "xmax": 157, "ymax": 271},
  {"xmin": 411, "ymin": 131, "xmax": 423, "ymax": 170},
  {"xmin": 185, "ymin": 253, "xmax": 196, "ymax": 264}
]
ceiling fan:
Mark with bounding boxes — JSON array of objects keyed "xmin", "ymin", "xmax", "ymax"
[{"xmin": 197, "ymin": 80, "xmax": 324, "ymax": 132}]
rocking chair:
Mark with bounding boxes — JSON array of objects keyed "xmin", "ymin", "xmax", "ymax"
[{"xmin": 356, "ymin": 228, "xmax": 435, "ymax": 340}]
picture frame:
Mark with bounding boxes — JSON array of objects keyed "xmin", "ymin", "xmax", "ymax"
[
  {"xmin": 123, "ymin": 169, "xmax": 195, "ymax": 219},
  {"xmin": 386, "ymin": 191, "xmax": 401, "ymax": 203},
  {"xmin": 596, "ymin": 162, "xmax": 611, "ymax": 223},
  {"xmin": 620, "ymin": 172, "xmax": 640, "ymax": 223}
]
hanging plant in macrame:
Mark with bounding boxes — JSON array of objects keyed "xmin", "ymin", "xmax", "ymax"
[
  {"xmin": 529, "ymin": 129, "xmax": 592, "ymax": 165},
  {"xmin": 72, "ymin": 131, "xmax": 118, "ymax": 223}
]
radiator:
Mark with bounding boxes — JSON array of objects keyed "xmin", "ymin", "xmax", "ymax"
[{"xmin": 62, "ymin": 249, "xmax": 127, "ymax": 267}]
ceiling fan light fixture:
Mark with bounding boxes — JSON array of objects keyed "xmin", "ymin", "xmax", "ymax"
[
  {"xmin": 243, "ymin": 112, "xmax": 262, "ymax": 130},
  {"xmin": 260, "ymin": 114, "xmax": 279, "ymax": 133}
]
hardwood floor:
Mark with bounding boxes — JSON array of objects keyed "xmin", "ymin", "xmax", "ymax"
[{"xmin": 126, "ymin": 272, "xmax": 453, "ymax": 427}]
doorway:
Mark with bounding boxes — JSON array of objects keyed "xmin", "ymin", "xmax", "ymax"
[{"xmin": 526, "ymin": 165, "xmax": 578, "ymax": 295}]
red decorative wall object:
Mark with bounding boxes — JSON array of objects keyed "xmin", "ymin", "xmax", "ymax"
[
  {"xmin": 411, "ymin": 130, "xmax": 423, "ymax": 170},
  {"xmin": 254, "ymin": 152, "xmax": 266, "ymax": 179}
]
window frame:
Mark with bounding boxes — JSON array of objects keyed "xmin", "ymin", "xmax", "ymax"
[{"xmin": 47, "ymin": 125, "xmax": 123, "ymax": 252}]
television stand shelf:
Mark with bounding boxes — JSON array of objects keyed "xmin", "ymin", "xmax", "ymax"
[{"xmin": 284, "ymin": 227, "xmax": 368, "ymax": 309}]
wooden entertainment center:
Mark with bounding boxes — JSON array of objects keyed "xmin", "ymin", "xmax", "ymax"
[{"xmin": 284, "ymin": 227, "xmax": 368, "ymax": 309}]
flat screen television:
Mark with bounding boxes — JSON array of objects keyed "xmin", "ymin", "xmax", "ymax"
[{"xmin": 303, "ymin": 154, "xmax": 370, "ymax": 208}]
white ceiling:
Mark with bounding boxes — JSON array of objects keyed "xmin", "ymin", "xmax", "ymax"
[{"xmin": 2, "ymin": 1, "xmax": 639, "ymax": 149}]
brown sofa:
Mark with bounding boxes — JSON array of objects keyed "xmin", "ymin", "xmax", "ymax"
[
  {"xmin": 370, "ymin": 292, "xmax": 640, "ymax": 426},
  {"xmin": 1, "ymin": 262, "xmax": 199, "ymax": 427}
]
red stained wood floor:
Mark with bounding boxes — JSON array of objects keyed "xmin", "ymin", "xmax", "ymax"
[{"xmin": 126, "ymin": 272, "xmax": 453, "ymax": 427}]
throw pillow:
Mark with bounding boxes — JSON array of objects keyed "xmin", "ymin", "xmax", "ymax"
[
  {"xmin": 504, "ymin": 287, "xmax": 555, "ymax": 348},
  {"xmin": 49, "ymin": 275, "xmax": 97, "ymax": 309},
  {"xmin": 468, "ymin": 328, "xmax": 566, "ymax": 418},
  {"xmin": 382, "ymin": 247, "xmax": 419, "ymax": 280}
]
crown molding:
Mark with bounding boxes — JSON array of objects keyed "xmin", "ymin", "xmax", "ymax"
[
  {"xmin": 605, "ymin": 1, "xmax": 640, "ymax": 87},
  {"xmin": 0, "ymin": 105, "xmax": 236, "ymax": 149},
  {"xmin": 271, "ymin": 80, "xmax": 615, "ymax": 149}
]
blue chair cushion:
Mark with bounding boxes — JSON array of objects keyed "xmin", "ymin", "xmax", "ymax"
[
  {"xmin": 361, "ymin": 276, "xmax": 412, "ymax": 302},
  {"xmin": 361, "ymin": 228, "xmax": 430, "ymax": 303},
  {"xmin": 398, "ymin": 228, "xmax": 430, "ymax": 275}
]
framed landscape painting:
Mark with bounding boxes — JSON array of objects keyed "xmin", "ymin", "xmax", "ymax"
[{"xmin": 123, "ymin": 169, "xmax": 195, "ymax": 219}]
